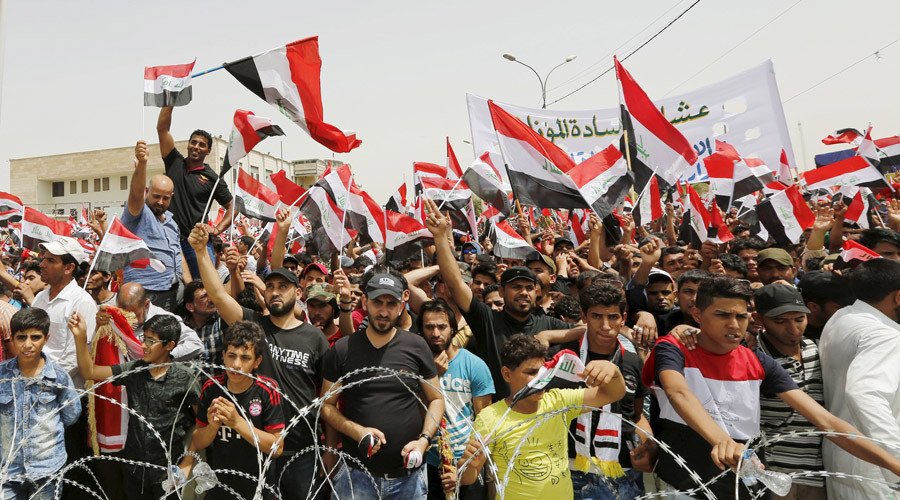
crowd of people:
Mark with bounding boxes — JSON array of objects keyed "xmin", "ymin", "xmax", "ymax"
[{"xmin": 3, "ymin": 107, "xmax": 900, "ymax": 500}]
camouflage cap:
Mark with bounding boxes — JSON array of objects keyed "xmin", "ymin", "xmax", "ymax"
[{"xmin": 306, "ymin": 283, "xmax": 337, "ymax": 301}]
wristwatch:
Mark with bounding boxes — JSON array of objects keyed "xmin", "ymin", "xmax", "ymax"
[{"xmin": 417, "ymin": 432, "xmax": 433, "ymax": 449}]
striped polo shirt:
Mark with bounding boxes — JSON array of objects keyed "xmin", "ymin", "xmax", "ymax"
[{"xmin": 759, "ymin": 335, "xmax": 825, "ymax": 487}]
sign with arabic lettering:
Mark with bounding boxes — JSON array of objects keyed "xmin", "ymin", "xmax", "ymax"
[{"xmin": 467, "ymin": 60, "xmax": 795, "ymax": 185}]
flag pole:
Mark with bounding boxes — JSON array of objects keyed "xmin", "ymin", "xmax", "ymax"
[
  {"xmin": 199, "ymin": 177, "xmax": 222, "ymax": 227},
  {"xmin": 338, "ymin": 173, "xmax": 354, "ymax": 257},
  {"xmin": 81, "ymin": 226, "xmax": 112, "ymax": 291},
  {"xmin": 190, "ymin": 39, "xmax": 308, "ymax": 79},
  {"xmin": 436, "ymin": 177, "xmax": 465, "ymax": 212}
]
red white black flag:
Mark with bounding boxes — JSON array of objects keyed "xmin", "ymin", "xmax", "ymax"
[
  {"xmin": 568, "ymin": 144, "xmax": 633, "ymax": 220},
  {"xmin": 22, "ymin": 207, "xmax": 73, "ymax": 250},
  {"xmin": 235, "ymin": 169, "xmax": 281, "ymax": 222},
  {"xmin": 143, "ymin": 59, "xmax": 195, "ymax": 107},
  {"xmin": 755, "ymin": 184, "xmax": 814, "ymax": 245},
  {"xmin": 222, "ymin": 109, "xmax": 285, "ymax": 176},
  {"xmin": 93, "ymin": 218, "xmax": 165, "ymax": 273}
]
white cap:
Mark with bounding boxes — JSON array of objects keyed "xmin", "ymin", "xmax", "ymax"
[{"xmin": 39, "ymin": 236, "xmax": 88, "ymax": 264}]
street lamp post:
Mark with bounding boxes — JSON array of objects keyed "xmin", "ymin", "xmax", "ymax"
[{"xmin": 502, "ymin": 53, "xmax": 577, "ymax": 108}]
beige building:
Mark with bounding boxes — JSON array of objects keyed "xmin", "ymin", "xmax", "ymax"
[{"xmin": 9, "ymin": 137, "xmax": 342, "ymax": 220}]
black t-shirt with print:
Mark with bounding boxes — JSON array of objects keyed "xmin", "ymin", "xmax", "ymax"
[
  {"xmin": 463, "ymin": 296, "xmax": 573, "ymax": 400},
  {"xmin": 163, "ymin": 149, "xmax": 232, "ymax": 236},
  {"xmin": 197, "ymin": 374, "xmax": 285, "ymax": 499},
  {"xmin": 242, "ymin": 308, "xmax": 329, "ymax": 451},
  {"xmin": 322, "ymin": 328, "xmax": 437, "ymax": 476}
]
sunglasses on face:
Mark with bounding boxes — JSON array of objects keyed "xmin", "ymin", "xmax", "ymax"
[{"xmin": 462, "ymin": 249, "xmax": 477, "ymax": 254}]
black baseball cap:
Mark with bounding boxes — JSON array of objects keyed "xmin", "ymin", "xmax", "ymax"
[
  {"xmin": 554, "ymin": 236, "xmax": 574, "ymax": 248},
  {"xmin": 753, "ymin": 284, "xmax": 810, "ymax": 317},
  {"xmin": 366, "ymin": 273, "xmax": 405, "ymax": 300},
  {"xmin": 798, "ymin": 271, "xmax": 854, "ymax": 306},
  {"xmin": 265, "ymin": 267, "xmax": 300, "ymax": 288},
  {"xmin": 500, "ymin": 266, "xmax": 539, "ymax": 286}
]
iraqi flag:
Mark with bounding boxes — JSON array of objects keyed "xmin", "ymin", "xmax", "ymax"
[
  {"xmin": 348, "ymin": 184, "xmax": 386, "ymax": 245},
  {"xmin": 143, "ymin": 59, "xmax": 195, "ymax": 107},
  {"xmin": 385, "ymin": 182, "xmax": 408, "ymax": 213},
  {"xmin": 777, "ymin": 149, "xmax": 793, "ymax": 184},
  {"xmin": 462, "ymin": 152, "xmax": 510, "ymax": 217},
  {"xmin": 568, "ymin": 144, "xmax": 633, "ymax": 220},
  {"xmin": 822, "ymin": 128, "xmax": 864, "ymax": 145},
  {"xmin": 875, "ymin": 135, "xmax": 900, "ymax": 171},
  {"xmin": 299, "ymin": 185, "xmax": 352, "ymax": 257},
  {"xmin": 221, "ymin": 109, "xmax": 285, "ymax": 176},
  {"xmin": 489, "ymin": 101, "xmax": 587, "ymax": 209},
  {"xmin": 802, "ymin": 155, "xmax": 888, "ymax": 190},
  {"xmin": 568, "ymin": 209, "xmax": 591, "ymax": 246},
  {"xmin": 843, "ymin": 187, "xmax": 871, "ymax": 229},
  {"xmin": 446, "ymin": 138, "xmax": 465, "ymax": 179},
  {"xmin": 511, "ymin": 349, "xmax": 586, "ymax": 405},
  {"xmin": 615, "ymin": 56, "xmax": 698, "ymax": 187},
  {"xmin": 414, "ymin": 161, "xmax": 451, "ymax": 196},
  {"xmin": 421, "ymin": 177, "xmax": 480, "ymax": 237},
  {"xmin": 235, "ymin": 169, "xmax": 280, "ymax": 222},
  {"xmin": 384, "ymin": 210, "xmax": 433, "ymax": 264},
  {"xmin": 269, "ymin": 170, "xmax": 308, "ymax": 206},
  {"xmin": 92, "ymin": 218, "xmax": 165, "ymax": 273},
  {"xmin": 755, "ymin": 184, "xmax": 814, "ymax": 245},
  {"xmin": 633, "ymin": 175, "xmax": 663, "ymax": 227},
  {"xmin": 856, "ymin": 125, "xmax": 880, "ymax": 167},
  {"xmin": 0, "ymin": 192, "xmax": 23, "ymax": 223},
  {"xmin": 837, "ymin": 239, "xmax": 881, "ymax": 270},
  {"xmin": 704, "ymin": 154, "xmax": 736, "ymax": 211},
  {"xmin": 223, "ymin": 37, "xmax": 361, "ymax": 153},
  {"xmin": 492, "ymin": 219, "xmax": 539, "ymax": 261},
  {"xmin": 681, "ymin": 184, "xmax": 732, "ymax": 245},
  {"xmin": 22, "ymin": 207, "xmax": 73, "ymax": 251},
  {"xmin": 88, "ymin": 306, "xmax": 144, "ymax": 453}
]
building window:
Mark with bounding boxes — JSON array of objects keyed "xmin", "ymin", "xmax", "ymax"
[
  {"xmin": 82, "ymin": 180, "xmax": 88, "ymax": 193},
  {"xmin": 94, "ymin": 179, "xmax": 101, "ymax": 192},
  {"xmin": 102, "ymin": 177, "xmax": 110, "ymax": 191},
  {"xmin": 250, "ymin": 166, "xmax": 260, "ymax": 180},
  {"xmin": 52, "ymin": 182, "xmax": 64, "ymax": 197},
  {"xmin": 70, "ymin": 181, "xmax": 77, "ymax": 194},
  {"xmin": 265, "ymin": 170, "xmax": 273, "ymax": 180},
  {"xmin": 120, "ymin": 176, "xmax": 128, "ymax": 190}
]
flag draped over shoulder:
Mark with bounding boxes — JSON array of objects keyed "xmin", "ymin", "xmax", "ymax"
[
  {"xmin": 93, "ymin": 219, "xmax": 165, "ymax": 273},
  {"xmin": 223, "ymin": 37, "xmax": 360, "ymax": 153},
  {"xmin": 221, "ymin": 109, "xmax": 285, "ymax": 176},
  {"xmin": 235, "ymin": 169, "xmax": 281, "ymax": 222},
  {"xmin": 143, "ymin": 60, "xmax": 195, "ymax": 107},
  {"xmin": 568, "ymin": 144, "xmax": 633, "ymax": 220}
]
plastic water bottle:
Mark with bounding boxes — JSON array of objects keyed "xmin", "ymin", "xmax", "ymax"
[
  {"xmin": 739, "ymin": 449, "xmax": 792, "ymax": 496},
  {"xmin": 161, "ymin": 465, "xmax": 187, "ymax": 492},
  {"xmin": 192, "ymin": 462, "xmax": 218, "ymax": 494}
]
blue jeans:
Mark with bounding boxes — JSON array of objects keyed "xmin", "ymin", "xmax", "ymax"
[
  {"xmin": 331, "ymin": 464, "xmax": 427, "ymax": 500},
  {"xmin": 2, "ymin": 479, "xmax": 60, "ymax": 500},
  {"xmin": 180, "ymin": 238, "xmax": 215, "ymax": 281},
  {"xmin": 276, "ymin": 450, "xmax": 322, "ymax": 500},
  {"xmin": 572, "ymin": 469, "xmax": 645, "ymax": 500}
]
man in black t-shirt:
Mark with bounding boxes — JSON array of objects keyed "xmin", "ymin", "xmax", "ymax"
[
  {"xmin": 424, "ymin": 199, "xmax": 583, "ymax": 400},
  {"xmin": 321, "ymin": 271, "xmax": 444, "ymax": 499},
  {"xmin": 188, "ymin": 225, "xmax": 329, "ymax": 498},
  {"xmin": 180, "ymin": 321, "xmax": 285, "ymax": 500},
  {"xmin": 157, "ymin": 106, "xmax": 234, "ymax": 278}
]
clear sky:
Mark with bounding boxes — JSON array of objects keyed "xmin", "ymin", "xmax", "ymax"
[{"xmin": 1, "ymin": 0, "xmax": 898, "ymax": 202}]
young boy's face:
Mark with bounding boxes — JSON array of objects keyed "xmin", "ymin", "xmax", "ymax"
[
  {"xmin": 503, "ymin": 357, "xmax": 545, "ymax": 403},
  {"xmin": 141, "ymin": 331, "xmax": 173, "ymax": 363},
  {"xmin": 14, "ymin": 328, "xmax": 47, "ymax": 362},
  {"xmin": 583, "ymin": 304, "xmax": 625, "ymax": 350},
  {"xmin": 224, "ymin": 344, "xmax": 261, "ymax": 383},
  {"xmin": 692, "ymin": 297, "xmax": 750, "ymax": 354}
]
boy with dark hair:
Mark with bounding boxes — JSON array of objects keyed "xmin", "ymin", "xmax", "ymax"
[
  {"xmin": 729, "ymin": 237, "xmax": 766, "ymax": 282},
  {"xmin": 1, "ymin": 308, "xmax": 81, "ymax": 500},
  {"xmin": 858, "ymin": 227, "xmax": 900, "ymax": 260},
  {"xmin": 460, "ymin": 334, "xmax": 626, "ymax": 498},
  {"xmin": 180, "ymin": 320, "xmax": 285, "ymax": 499},
  {"xmin": 644, "ymin": 275, "xmax": 900, "ymax": 498},
  {"xmin": 718, "ymin": 253, "xmax": 748, "ymax": 278},
  {"xmin": 71, "ymin": 312, "xmax": 200, "ymax": 500}
]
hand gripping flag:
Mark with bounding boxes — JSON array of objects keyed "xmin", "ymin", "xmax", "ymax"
[
  {"xmin": 221, "ymin": 110, "xmax": 285, "ymax": 176},
  {"xmin": 143, "ymin": 59, "xmax": 195, "ymax": 107},
  {"xmin": 235, "ymin": 169, "xmax": 281, "ymax": 223},
  {"xmin": 223, "ymin": 37, "xmax": 361, "ymax": 153},
  {"xmin": 93, "ymin": 218, "xmax": 165, "ymax": 272},
  {"xmin": 510, "ymin": 349, "xmax": 586, "ymax": 405}
]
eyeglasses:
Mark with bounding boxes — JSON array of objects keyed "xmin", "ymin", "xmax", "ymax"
[
  {"xmin": 142, "ymin": 338, "xmax": 167, "ymax": 346},
  {"xmin": 462, "ymin": 249, "xmax": 477, "ymax": 254}
]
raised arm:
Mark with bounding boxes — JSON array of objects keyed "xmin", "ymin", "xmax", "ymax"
[
  {"xmin": 69, "ymin": 312, "xmax": 113, "ymax": 381},
  {"xmin": 156, "ymin": 106, "xmax": 175, "ymax": 159},
  {"xmin": 128, "ymin": 141, "xmax": 149, "ymax": 217},
  {"xmin": 424, "ymin": 198, "xmax": 474, "ymax": 313},
  {"xmin": 187, "ymin": 224, "xmax": 244, "ymax": 325},
  {"xmin": 269, "ymin": 208, "xmax": 291, "ymax": 270},
  {"xmin": 578, "ymin": 359, "xmax": 627, "ymax": 409}
]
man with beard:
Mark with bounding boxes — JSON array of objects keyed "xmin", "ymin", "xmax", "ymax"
[
  {"xmin": 321, "ymin": 271, "xmax": 444, "ymax": 499},
  {"xmin": 306, "ymin": 283, "xmax": 340, "ymax": 343},
  {"xmin": 182, "ymin": 280, "xmax": 224, "ymax": 369},
  {"xmin": 123, "ymin": 140, "xmax": 184, "ymax": 311},
  {"xmin": 187, "ymin": 224, "xmax": 329, "ymax": 498},
  {"xmin": 416, "ymin": 299, "xmax": 493, "ymax": 500},
  {"xmin": 424, "ymin": 198, "xmax": 581, "ymax": 400}
]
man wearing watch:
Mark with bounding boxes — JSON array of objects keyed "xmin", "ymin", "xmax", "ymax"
[{"xmin": 321, "ymin": 271, "xmax": 445, "ymax": 498}]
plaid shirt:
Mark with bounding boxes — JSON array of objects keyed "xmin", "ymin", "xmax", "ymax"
[{"xmin": 186, "ymin": 313, "xmax": 224, "ymax": 368}]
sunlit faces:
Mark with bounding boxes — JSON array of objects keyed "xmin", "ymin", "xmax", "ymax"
[
  {"xmin": 141, "ymin": 331, "xmax": 174, "ymax": 363},
  {"xmin": 187, "ymin": 134, "xmax": 211, "ymax": 162},
  {"xmin": 223, "ymin": 343, "xmax": 262, "ymax": 383},
  {"xmin": 871, "ymin": 242, "xmax": 900, "ymax": 260},
  {"xmin": 660, "ymin": 252, "xmax": 685, "ymax": 276},
  {"xmin": 22, "ymin": 269, "xmax": 44, "ymax": 294},
  {"xmin": 347, "ymin": 283, "xmax": 363, "ymax": 310},
  {"xmin": 525, "ymin": 261, "xmax": 555, "ymax": 290},
  {"xmin": 470, "ymin": 273, "xmax": 496, "ymax": 301},
  {"xmin": 583, "ymin": 305, "xmax": 625, "ymax": 352},
  {"xmin": 366, "ymin": 293, "xmax": 407, "ymax": 335},
  {"xmin": 306, "ymin": 299, "xmax": 336, "ymax": 330},
  {"xmin": 422, "ymin": 310, "xmax": 453, "ymax": 355},
  {"xmin": 187, "ymin": 287, "xmax": 216, "ymax": 318},
  {"xmin": 645, "ymin": 281, "xmax": 675, "ymax": 313},
  {"xmin": 264, "ymin": 277, "xmax": 298, "ymax": 317},
  {"xmin": 737, "ymin": 249, "xmax": 759, "ymax": 280},
  {"xmin": 692, "ymin": 297, "xmax": 751, "ymax": 354},
  {"xmin": 502, "ymin": 357, "xmax": 545, "ymax": 404},
  {"xmin": 676, "ymin": 280, "xmax": 701, "ymax": 312},
  {"xmin": 501, "ymin": 279, "xmax": 537, "ymax": 316},
  {"xmin": 484, "ymin": 289, "xmax": 504, "ymax": 312},
  {"xmin": 39, "ymin": 252, "xmax": 72, "ymax": 286},
  {"xmin": 13, "ymin": 328, "xmax": 47, "ymax": 362},
  {"xmin": 761, "ymin": 312, "xmax": 807, "ymax": 348}
]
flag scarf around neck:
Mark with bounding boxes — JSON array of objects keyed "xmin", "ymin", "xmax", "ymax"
[
  {"xmin": 235, "ymin": 169, "xmax": 280, "ymax": 222},
  {"xmin": 492, "ymin": 220, "xmax": 538, "ymax": 261},
  {"xmin": 88, "ymin": 306, "xmax": 143, "ymax": 453},
  {"xmin": 488, "ymin": 101, "xmax": 589, "ymax": 210},
  {"xmin": 385, "ymin": 210, "xmax": 433, "ymax": 263},
  {"xmin": 269, "ymin": 170, "xmax": 308, "ymax": 206},
  {"xmin": 755, "ymin": 184, "xmax": 814, "ymax": 245},
  {"xmin": 22, "ymin": 207, "xmax": 73, "ymax": 250},
  {"xmin": 0, "ymin": 192, "xmax": 23, "ymax": 223},
  {"xmin": 802, "ymin": 155, "xmax": 887, "ymax": 190},
  {"xmin": 93, "ymin": 218, "xmax": 165, "ymax": 273},
  {"xmin": 223, "ymin": 36, "xmax": 360, "ymax": 153},
  {"xmin": 221, "ymin": 109, "xmax": 285, "ymax": 176},
  {"xmin": 462, "ymin": 152, "xmax": 510, "ymax": 217},
  {"xmin": 615, "ymin": 56, "xmax": 698, "ymax": 186},
  {"xmin": 143, "ymin": 59, "xmax": 195, "ymax": 107},
  {"xmin": 511, "ymin": 349, "xmax": 585, "ymax": 405},
  {"xmin": 568, "ymin": 144, "xmax": 633, "ymax": 220}
]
